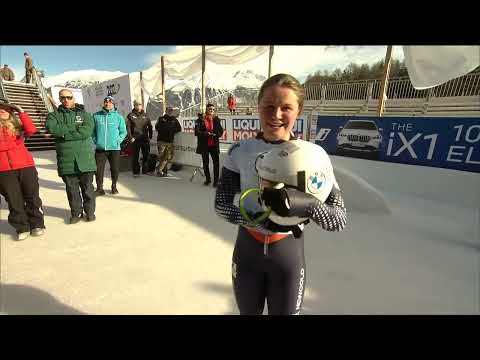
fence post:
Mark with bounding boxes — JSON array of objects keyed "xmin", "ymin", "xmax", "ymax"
[
  {"xmin": 422, "ymin": 87, "xmax": 434, "ymax": 114},
  {"xmin": 317, "ymin": 84, "xmax": 326, "ymax": 113},
  {"xmin": 362, "ymin": 82, "xmax": 373, "ymax": 112}
]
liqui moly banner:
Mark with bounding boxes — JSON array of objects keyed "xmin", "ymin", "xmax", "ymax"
[
  {"xmin": 229, "ymin": 116, "xmax": 306, "ymax": 143},
  {"xmin": 179, "ymin": 115, "xmax": 308, "ymax": 144},
  {"xmin": 181, "ymin": 117, "xmax": 228, "ymax": 142}
]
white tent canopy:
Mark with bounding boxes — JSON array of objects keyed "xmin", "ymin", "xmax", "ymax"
[
  {"xmin": 403, "ymin": 46, "xmax": 480, "ymax": 89},
  {"xmin": 139, "ymin": 46, "xmax": 269, "ymax": 99}
]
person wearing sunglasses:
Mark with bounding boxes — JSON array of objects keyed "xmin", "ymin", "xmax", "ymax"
[
  {"xmin": 194, "ymin": 104, "xmax": 224, "ymax": 187},
  {"xmin": 46, "ymin": 89, "xmax": 97, "ymax": 224},
  {"xmin": 0, "ymin": 98, "xmax": 45, "ymax": 240},
  {"xmin": 92, "ymin": 96, "xmax": 127, "ymax": 195}
]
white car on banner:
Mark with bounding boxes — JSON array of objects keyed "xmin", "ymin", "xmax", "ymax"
[{"xmin": 336, "ymin": 120, "xmax": 383, "ymax": 158}]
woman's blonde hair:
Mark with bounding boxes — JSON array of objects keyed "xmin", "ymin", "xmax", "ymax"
[
  {"xmin": 0, "ymin": 108, "xmax": 22, "ymax": 136},
  {"xmin": 258, "ymin": 73, "xmax": 305, "ymax": 113}
]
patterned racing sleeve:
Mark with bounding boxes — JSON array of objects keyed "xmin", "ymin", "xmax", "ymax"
[
  {"xmin": 214, "ymin": 167, "xmax": 252, "ymax": 227},
  {"xmin": 307, "ymin": 185, "xmax": 347, "ymax": 231}
]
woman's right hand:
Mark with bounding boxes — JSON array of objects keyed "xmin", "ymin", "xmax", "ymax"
[{"xmin": 8, "ymin": 103, "xmax": 23, "ymax": 113}]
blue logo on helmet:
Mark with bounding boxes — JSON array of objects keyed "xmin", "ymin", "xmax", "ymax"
[{"xmin": 307, "ymin": 172, "xmax": 325, "ymax": 194}]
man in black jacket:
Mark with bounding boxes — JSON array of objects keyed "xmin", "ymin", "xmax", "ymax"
[
  {"xmin": 155, "ymin": 107, "xmax": 181, "ymax": 177},
  {"xmin": 194, "ymin": 104, "xmax": 224, "ymax": 187},
  {"xmin": 126, "ymin": 100, "xmax": 153, "ymax": 177}
]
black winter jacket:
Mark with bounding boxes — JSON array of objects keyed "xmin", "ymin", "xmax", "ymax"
[
  {"xmin": 126, "ymin": 110, "xmax": 153, "ymax": 142},
  {"xmin": 194, "ymin": 115, "xmax": 224, "ymax": 154},
  {"xmin": 155, "ymin": 115, "xmax": 181, "ymax": 143}
]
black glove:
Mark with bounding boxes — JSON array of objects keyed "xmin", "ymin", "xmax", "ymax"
[{"xmin": 262, "ymin": 187, "xmax": 318, "ymax": 218}]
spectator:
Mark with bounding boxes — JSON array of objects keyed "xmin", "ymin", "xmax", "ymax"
[
  {"xmin": 195, "ymin": 104, "xmax": 224, "ymax": 187},
  {"xmin": 0, "ymin": 64, "xmax": 15, "ymax": 81},
  {"xmin": 126, "ymin": 100, "xmax": 153, "ymax": 177},
  {"xmin": 92, "ymin": 96, "xmax": 127, "ymax": 195},
  {"xmin": 155, "ymin": 106, "xmax": 181, "ymax": 177},
  {"xmin": 0, "ymin": 98, "xmax": 45, "ymax": 240},
  {"xmin": 46, "ymin": 89, "xmax": 97, "ymax": 223},
  {"xmin": 24, "ymin": 52, "xmax": 34, "ymax": 84},
  {"xmin": 227, "ymin": 94, "xmax": 237, "ymax": 114}
]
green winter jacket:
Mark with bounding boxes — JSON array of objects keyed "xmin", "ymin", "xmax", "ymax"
[{"xmin": 46, "ymin": 104, "xmax": 97, "ymax": 176}]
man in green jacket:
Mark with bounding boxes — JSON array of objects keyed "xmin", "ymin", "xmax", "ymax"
[
  {"xmin": 92, "ymin": 96, "xmax": 127, "ymax": 196},
  {"xmin": 46, "ymin": 89, "xmax": 97, "ymax": 224}
]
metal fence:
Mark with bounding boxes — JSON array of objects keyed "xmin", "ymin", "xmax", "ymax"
[
  {"xmin": 304, "ymin": 72, "xmax": 480, "ymax": 101},
  {"xmin": 179, "ymin": 87, "xmax": 261, "ymax": 117},
  {"xmin": 178, "ymin": 72, "xmax": 480, "ymax": 117}
]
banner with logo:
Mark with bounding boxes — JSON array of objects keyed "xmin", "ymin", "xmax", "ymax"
[
  {"xmin": 171, "ymin": 132, "xmax": 203, "ymax": 168},
  {"xmin": 313, "ymin": 114, "xmax": 480, "ymax": 173},
  {"xmin": 82, "ymin": 74, "xmax": 133, "ymax": 119},
  {"xmin": 180, "ymin": 115, "xmax": 308, "ymax": 144}
]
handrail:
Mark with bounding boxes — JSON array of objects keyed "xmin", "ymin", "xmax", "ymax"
[
  {"xmin": 47, "ymin": 93, "xmax": 58, "ymax": 111},
  {"xmin": 32, "ymin": 67, "xmax": 54, "ymax": 113},
  {"xmin": 0, "ymin": 74, "xmax": 7, "ymax": 101}
]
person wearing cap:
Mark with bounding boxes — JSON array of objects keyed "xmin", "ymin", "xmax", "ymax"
[
  {"xmin": 24, "ymin": 52, "xmax": 34, "ymax": 84},
  {"xmin": 46, "ymin": 89, "xmax": 97, "ymax": 224},
  {"xmin": 154, "ymin": 106, "xmax": 181, "ymax": 177},
  {"xmin": 92, "ymin": 96, "xmax": 127, "ymax": 195},
  {"xmin": 126, "ymin": 100, "xmax": 153, "ymax": 177},
  {"xmin": 0, "ymin": 64, "xmax": 15, "ymax": 81},
  {"xmin": 0, "ymin": 98, "xmax": 45, "ymax": 241}
]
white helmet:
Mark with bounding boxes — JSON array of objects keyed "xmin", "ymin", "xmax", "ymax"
[{"xmin": 255, "ymin": 139, "xmax": 335, "ymax": 226}]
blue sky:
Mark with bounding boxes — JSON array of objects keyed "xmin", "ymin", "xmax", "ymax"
[{"xmin": 0, "ymin": 45, "xmax": 176, "ymax": 78}]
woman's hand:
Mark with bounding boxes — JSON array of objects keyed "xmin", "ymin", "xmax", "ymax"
[
  {"xmin": 261, "ymin": 187, "xmax": 317, "ymax": 218},
  {"xmin": 8, "ymin": 103, "xmax": 24, "ymax": 113}
]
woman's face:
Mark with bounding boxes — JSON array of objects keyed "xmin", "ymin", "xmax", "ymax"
[
  {"xmin": 0, "ymin": 107, "xmax": 12, "ymax": 121},
  {"xmin": 258, "ymin": 84, "xmax": 301, "ymax": 142}
]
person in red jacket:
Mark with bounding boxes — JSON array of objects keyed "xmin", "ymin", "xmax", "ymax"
[
  {"xmin": 227, "ymin": 94, "xmax": 237, "ymax": 114},
  {"xmin": 0, "ymin": 98, "xmax": 45, "ymax": 241}
]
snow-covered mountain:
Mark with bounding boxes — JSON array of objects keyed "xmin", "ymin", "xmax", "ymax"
[
  {"xmin": 42, "ymin": 69, "xmax": 127, "ymax": 89},
  {"xmin": 41, "ymin": 68, "xmax": 265, "ymax": 114},
  {"xmin": 43, "ymin": 68, "xmax": 265, "ymax": 91}
]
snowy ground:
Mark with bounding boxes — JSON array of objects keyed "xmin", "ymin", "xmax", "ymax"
[{"xmin": 0, "ymin": 150, "xmax": 478, "ymax": 314}]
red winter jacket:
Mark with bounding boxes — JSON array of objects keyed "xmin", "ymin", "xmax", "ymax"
[
  {"xmin": 227, "ymin": 96, "xmax": 236, "ymax": 110},
  {"xmin": 0, "ymin": 112, "xmax": 37, "ymax": 172}
]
